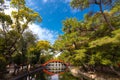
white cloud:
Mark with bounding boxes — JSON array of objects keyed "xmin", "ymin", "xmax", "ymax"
[
  {"xmin": 28, "ymin": 24, "xmax": 58, "ymax": 44},
  {"xmin": 43, "ymin": 0, "xmax": 48, "ymax": 3},
  {"xmin": 33, "ymin": 6, "xmax": 42, "ymax": 11},
  {"xmin": 2, "ymin": 1, "xmax": 58, "ymax": 44},
  {"xmin": 43, "ymin": 0, "xmax": 56, "ymax": 3},
  {"xmin": 4, "ymin": 8, "xmax": 17, "ymax": 16},
  {"xmin": 26, "ymin": 0, "xmax": 35, "ymax": 7},
  {"xmin": 71, "ymin": 8, "xmax": 79, "ymax": 13}
]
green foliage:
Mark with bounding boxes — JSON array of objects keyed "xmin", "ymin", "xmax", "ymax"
[
  {"xmin": 0, "ymin": 0, "xmax": 4, "ymax": 4},
  {"xmin": 0, "ymin": 12, "xmax": 12, "ymax": 24},
  {"xmin": 60, "ymin": 72, "xmax": 79, "ymax": 80},
  {"xmin": 40, "ymin": 52, "xmax": 53, "ymax": 64},
  {"xmin": 89, "ymin": 52, "xmax": 102, "ymax": 65},
  {"xmin": 0, "ymin": 54, "xmax": 6, "ymax": 71},
  {"xmin": 71, "ymin": 0, "xmax": 120, "ymax": 30},
  {"xmin": 74, "ymin": 49, "xmax": 86, "ymax": 60},
  {"xmin": 10, "ymin": 0, "xmax": 25, "ymax": 8},
  {"xmin": 12, "ymin": 53, "xmax": 26, "ymax": 65},
  {"xmin": 27, "ymin": 40, "xmax": 51, "ymax": 64},
  {"xmin": 36, "ymin": 40, "xmax": 51, "ymax": 51},
  {"xmin": 11, "ymin": 0, "xmax": 42, "ymax": 33},
  {"xmin": 71, "ymin": 0, "xmax": 89, "ymax": 10},
  {"xmin": 71, "ymin": 0, "xmax": 119, "ymax": 11},
  {"xmin": 0, "ymin": 0, "xmax": 42, "ymax": 72},
  {"xmin": 14, "ymin": 31, "xmax": 38, "ymax": 65},
  {"xmin": 54, "ymin": 3, "xmax": 120, "ymax": 70},
  {"xmin": 101, "ymin": 59, "xmax": 112, "ymax": 65}
]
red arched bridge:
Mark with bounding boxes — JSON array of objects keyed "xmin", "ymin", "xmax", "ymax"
[
  {"xmin": 42, "ymin": 60, "xmax": 68, "ymax": 75},
  {"xmin": 11, "ymin": 60, "xmax": 69, "ymax": 80}
]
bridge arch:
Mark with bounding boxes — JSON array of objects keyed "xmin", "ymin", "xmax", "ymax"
[{"xmin": 42, "ymin": 60, "xmax": 68, "ymax": 75}]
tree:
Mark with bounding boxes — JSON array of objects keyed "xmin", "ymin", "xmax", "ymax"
[
  {"xmin": 0, "ymin": 0, "xmax": 13, "ymax": 71},
  {"xmin": 8, "ymin": 0, "xmax": 41, "ymax": 57},
  {"xmin": 27, "ymin": 40, "xmax": 51, "ymax": 64},
  {"xmin": 0, "ymin": 0, "xmax": 4, "ymax": 4},
  {"xmin": 12, "ymin": 30, "xmax": 37, "ymax": 65},
  {"xmin": 0, "ymin": 0, "xmax": 4, "ymax": 11},
  {"xmin": 40, "ymin": 49, "xmax": 54, "ymax": 64},
  {"xmin": 70, "ymin": 0, "xmax": 119, "ymax": 30},
  {"xmin": 0, "ymin": 0, "xmax": 42, "ymax": 73},
  {"xmin": 0, "ymin": 54, "xmax": 6, "ymax": 71},
  {"xmin": 1, "ymin": 0, "xmax": 42, "ymax": 64},
  {"xmin": 54, "ymin": 4, "xmax": 120, "ymax": 76}
]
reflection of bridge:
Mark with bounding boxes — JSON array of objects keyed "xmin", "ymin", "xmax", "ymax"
[
  {"xmin": 43, "ymin": 60, "xmax": 68, "ymax": 75},
  {"xmin": 45, "ymin": 62, "xmax": 67, "ymax": 74}
]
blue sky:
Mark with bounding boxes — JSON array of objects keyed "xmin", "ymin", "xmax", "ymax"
[
  {"xmin": 26, "ymin": 0, "xmax": 83, "ymax": 33},
  {"xmin": 24, "ymin": 0, "xmax": 99, "ymax": 43},
  {"xmin": 3, "ymin": 0, "xmax": 99, "ymax": 43}
]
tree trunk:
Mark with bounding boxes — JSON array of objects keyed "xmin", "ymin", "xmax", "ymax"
[
  {"xmin": 110, "ymin": 66, "xmax": 120, "ymax": 77},
  {"xmin": 98, "ymin": 0, "xmax": 115, "ymax": 30},
  {"xmin": 79, "ymin": 60, "xmax": 88, "ymax": 72}
]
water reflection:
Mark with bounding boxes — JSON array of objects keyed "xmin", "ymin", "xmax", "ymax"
[
  {"xmin": 59, "ymin": 72, "xmax": 79, "ymax": 80},
  {"xmin": 44, "ymin": 61, "xmax": 67, "ymax": 75},
  {"xmin": 50, "ymin": 74, "xmax": 59, "ymax": 80},
  {"xmin": 19, "ymin": 69, "xmax": 79, "ymax": 80},
  {"xmin": 30, "ymin": 71, "xmax": 79, "ymax": 80},
  {"xmin": 48, "ymin": 69, "xmax": 65, "ymax": 73}
]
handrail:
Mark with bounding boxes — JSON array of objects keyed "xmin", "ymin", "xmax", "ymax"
[{"xmin": 10, "ymin": 67, "xmax": 44, "ymax": 80}]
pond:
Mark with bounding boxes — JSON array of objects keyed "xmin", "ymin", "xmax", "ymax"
[
  {"xmin": 31, "ymin": 60, "xmax": 80, "ymax": 80},
  {"xmin": 30, "ymin": 71, "xmax": 79, "ymax": 80}
]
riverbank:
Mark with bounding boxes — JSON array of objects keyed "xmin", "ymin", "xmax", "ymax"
[
  {"xmin": 69, "ymin": 66, "xmax": 120, "ymax": 80},
  {"xmin": 0, "ymin": 64, "xmax": 43, "ymax": 80}
]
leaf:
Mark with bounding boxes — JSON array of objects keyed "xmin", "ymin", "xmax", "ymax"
[
  {"xmin": 101, "ymin": 59, "xmax": 112, "ymax": 65},
  {"xmin": 74, "ymin": 49, "xmax": 86, "ymax": 60}
]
